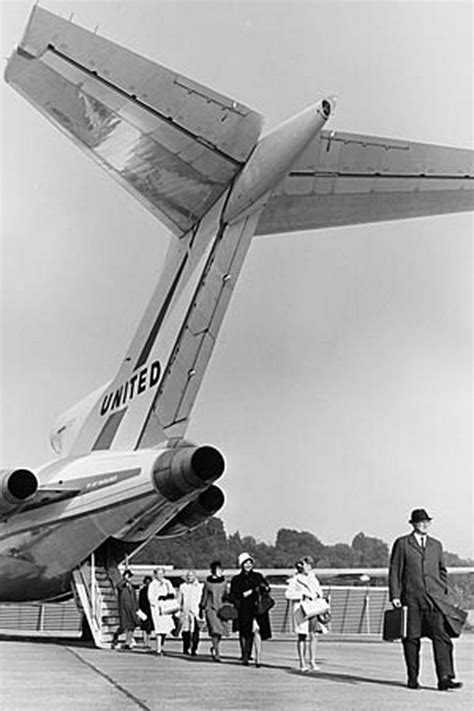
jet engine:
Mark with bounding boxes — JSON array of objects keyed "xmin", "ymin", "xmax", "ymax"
[
  {"xmin": 156, "ymin": 485, "xmax": 225, "ymax": 538},
  {"xmin": 0, "ymin": 468, "xmax": 38, "ymax": 515},
  {"xmin": 152, "ymin": 445, "xmax": 225, "ymax": 501}
]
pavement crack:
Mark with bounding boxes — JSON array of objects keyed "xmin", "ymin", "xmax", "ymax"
[{"xmin": 64, "ymin": 645, "xmax": 152, "ymax": 711}]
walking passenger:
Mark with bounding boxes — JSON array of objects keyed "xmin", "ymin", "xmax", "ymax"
[
  {"xmin": 230, "ymin": 553, "xmax": 272, "ymax": 667},
  {"xmin": 199, "ymin": 560, "xmax": 229, "ymax": 662},
  {"xmin": 178, "ymin": 570, "xmax": 203, "ymax": 656},
  {"xmin": 285, "ymin": 556, "xmax": 325, "ymax": 671},
  {"xmin": 389, "ymin": 508, "xmax": 464, "ymax": 691},
  {"xmin": 112, "ymin": 569, "xmax": 139, "ymax": 649},
  {"xmin": 148, "ymin": 567, "xmax": 177, "ymax": 656},
  {"xmin": 138, "ymin": 575, "xmax": 153, "ymax": 648}
]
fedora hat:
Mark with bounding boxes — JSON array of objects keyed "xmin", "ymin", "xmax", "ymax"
[{"xmin": 409, "ymin": 508, "xmax": 432, "ymax": 524}]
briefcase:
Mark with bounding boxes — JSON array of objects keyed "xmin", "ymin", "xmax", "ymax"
[{"xmin": 382, "ymin": 606, "xmax": 408, "ymax": 641}]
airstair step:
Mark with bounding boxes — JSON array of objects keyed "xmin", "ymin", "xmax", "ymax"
[{"xmin": 99, "ymin": 588, "xmax": 117, "ymax": 600}]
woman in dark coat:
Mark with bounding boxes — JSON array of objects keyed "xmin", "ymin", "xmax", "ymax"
[
  {"xmin": 230, "ymin": 553, "xmax": 272, "ymax": 667},
  {"xmin": 199, "ymin": 560, "xmax": 229, "ymax": 662},
  {"xmin": 112, "ymin": 569, "xmax": 139, "ymax": 649},
  {"xmin": 138, "ymin": 575, "xmax": 153, "ymax": 648}
]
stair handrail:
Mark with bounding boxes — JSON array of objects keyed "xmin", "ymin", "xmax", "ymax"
[{"xmin": 74, "ymin": 559, "xmax": 106, "ymax": 642}]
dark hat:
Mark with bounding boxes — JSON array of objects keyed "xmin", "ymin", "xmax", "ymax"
[{"xmin": 409, "ymin": 508, "xmax": 432, "ymax": 524}]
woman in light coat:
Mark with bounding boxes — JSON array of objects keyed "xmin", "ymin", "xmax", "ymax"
[
  {"xmin": 148, "ymin": 567, "xmax": 177, "ymax": 655},
  {"xmin": 178, "ymin": 570, "xmax": 203, "ymax": 655},
  {"xmin": 285, "ymin": 556, "xmax": 326, "ymax": 672}
]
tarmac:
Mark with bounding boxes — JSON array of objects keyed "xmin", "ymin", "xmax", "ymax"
[{"xmin": 0, "ymin": 633, "xmax": 473, "ymax": 710}]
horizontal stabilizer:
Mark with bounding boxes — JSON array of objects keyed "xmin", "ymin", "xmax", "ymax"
[
  {"xmin": 257, "ymin": 130, "xmax": 474, "ymax": 235},
  {"xmin": 5, "ymin": 7, "xmax": 263, "ymax": 236}
]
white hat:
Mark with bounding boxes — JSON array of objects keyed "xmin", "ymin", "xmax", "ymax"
[{"xmin": 238, "ymin": 552, "xmax": 253, "ymax": 567}]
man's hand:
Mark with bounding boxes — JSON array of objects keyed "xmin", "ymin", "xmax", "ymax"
[{"xmin": 391, "ymin": 598, "xmax": 402, "ymax": 608}]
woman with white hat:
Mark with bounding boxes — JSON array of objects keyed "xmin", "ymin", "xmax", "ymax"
[{"xmin": 230, "ymin": 553, "xmax": 272, "ymax": 667}]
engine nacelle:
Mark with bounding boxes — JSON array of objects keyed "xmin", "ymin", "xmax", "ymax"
[
  {"xmin": 153, "ymin": 445, "xmax": 225, "ymax": 501},
  {"xmin": 156, "ymin": 485, "xmax": 225, "ymax": 538},
  {"xmin": 0, "ymin": 468, "xmax": 38, "ymax": 514}
]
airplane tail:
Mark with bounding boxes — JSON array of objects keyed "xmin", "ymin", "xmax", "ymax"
[
  {"xmin": 5, "ymin": 6, "xmax": 264, "ymax": 455},
  {"xmin": 6, "ymin": 7, "xmax": 333, "ymax": 457}
]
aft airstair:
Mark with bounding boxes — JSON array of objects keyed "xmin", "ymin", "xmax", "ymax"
[{"xmin": 72, "ymin": 554, "xmax": 120, "ymax": 648}]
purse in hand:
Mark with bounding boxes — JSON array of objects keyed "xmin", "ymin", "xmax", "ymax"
[
  {"xmin": 300, "ymin": 597, "xmax": 329, "ymax": 619},
  {"xmin": 257, "ymin": 590, "xmax": 275, "ymax": 616},
  {"xmin": 217, "ymin": 603, "xmax": 238, "ymax": 621},
  {"xmin": 160, "ymin": 598, "xmax": 180, "ymax": 615}
]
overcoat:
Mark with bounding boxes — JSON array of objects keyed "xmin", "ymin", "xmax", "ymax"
[
  {"xmin": 138, "ymin": 583, "xmax": 153, "ymax": 634},
  {"xmin": 230, "ymin": 570, "xmax": 272, "ymax": 640},
  {"xmin": 389, "ymin": 533, "xmax": 450, "ymax": 637},
  {"xmin": 199, "ymin": 575, "xmax": 229, "ymax": 637},
  {"xmin": 117, "ymin": 579, "xmax": 139, "ymax": 632},
  {"xmin": 148, "ymin": 577, "xmax": 176, "ymax": 634}
]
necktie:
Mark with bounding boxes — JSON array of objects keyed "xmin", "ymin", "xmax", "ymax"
[{"xmin": 420, "ymin": 536, "xmax": 426, "ymax": 549}]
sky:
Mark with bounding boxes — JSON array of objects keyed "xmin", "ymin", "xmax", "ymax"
[{"xmin": 1, "ymin": 0, "xmax": 472, "ymax": 558}]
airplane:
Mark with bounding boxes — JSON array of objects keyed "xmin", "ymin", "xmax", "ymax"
[{"xmin": 1, "ymin": 6, "xmax": 473, "ymax": 644}]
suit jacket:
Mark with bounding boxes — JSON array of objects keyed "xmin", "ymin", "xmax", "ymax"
[{"xmin": 389, "ymin": 533, "xmax": 448, "ymax": 605}]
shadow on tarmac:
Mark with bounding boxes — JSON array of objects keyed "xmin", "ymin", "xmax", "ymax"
[{"xmin": 0, "ymin": 632, "xmax": 442, "ymax": 693}]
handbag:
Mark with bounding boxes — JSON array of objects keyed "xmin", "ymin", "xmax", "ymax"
[
  {"xmin": 160, "ymin": 598, "xmax": 180, "ymax": 615},
  {"xmin": 217, "ymin": 603, "xmax": 238, "ymax": 621},
  {"xmin": 317, "ymin": 609, "xmax": 332, "ymax": 625},
  {"xmin": 257, "ymin": 590, "xmax": 275, "ymax": 616},
  {"xmin": 300, "ymin": 597, "xmax": 329, "ymax": 619}
]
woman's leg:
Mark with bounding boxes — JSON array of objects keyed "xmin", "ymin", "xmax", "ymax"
[
  {"xmin": 254, "ymin": 629, "xmax": 262, "ymax": 667},
  {"xmin": 191, "ymin": 619, "xmax": 200, "ymax": 655},
  {"xmin": 308, "ymin": 632, "xmax": 319, "ymax": 670},
  {"xmin": 182, "ymin": 630, "xmax": 191, "ymax": 654},
  {"xmin": 297, "ymin": 634, "xmax": 308, "ymax": 670},
  {"xmin": 211, "ymin": 634, "xmax": 221, "ymax": 660}
]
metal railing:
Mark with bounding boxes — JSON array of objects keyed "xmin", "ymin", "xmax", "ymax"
[{"xmin": 0, "ymin": 584, "xmax": 391, "ymax": 637}]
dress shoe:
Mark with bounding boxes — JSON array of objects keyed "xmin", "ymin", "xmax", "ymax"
[
  {"xmin": 438, "ymin": 678, "xmax": 463, "ymax": 691},
  {"xmin": 407, "ymin": 680, "xmax": 419, "ymax": 689}
]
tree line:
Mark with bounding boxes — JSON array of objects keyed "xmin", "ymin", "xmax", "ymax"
[{"xmin": 131, "ymin": 517, "xmax": 473, "ymax": 570}]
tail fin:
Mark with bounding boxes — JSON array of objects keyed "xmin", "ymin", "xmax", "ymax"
[{"xmin": 70, "ymin": 195, "xmax": 263, "ymax": 454}]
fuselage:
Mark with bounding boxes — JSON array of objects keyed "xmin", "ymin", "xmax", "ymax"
[{"xmin": 0, "ymin": 444, "xmax": 225, "ymax": 601}]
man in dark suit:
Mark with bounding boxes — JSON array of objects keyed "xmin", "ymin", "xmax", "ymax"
[{"xmin": 389, "ymin": 508, "xmax": 463, "ymax": 691}]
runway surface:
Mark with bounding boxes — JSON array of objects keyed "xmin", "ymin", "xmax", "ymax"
[{"xmin": 1, "ymin": 634, "xmax": 472, "ymax": 710}]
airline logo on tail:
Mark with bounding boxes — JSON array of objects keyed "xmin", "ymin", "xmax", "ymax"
[{"xmin": 100, "ymin": 359, "xmax": 161, "ymax": 416}]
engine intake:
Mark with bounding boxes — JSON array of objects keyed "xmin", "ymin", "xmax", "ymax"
[{"xmin": 0, "ymin": 468, "xmax": 38, "ymax": 514}]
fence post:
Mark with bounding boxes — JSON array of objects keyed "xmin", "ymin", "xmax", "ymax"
[
  {"xmin": 37, "ymin": 604, "xmax": 45, "ymax": 632},
  {"xmin": 365, "ymin": 587, "xmax": 370, "ymax": 634}
]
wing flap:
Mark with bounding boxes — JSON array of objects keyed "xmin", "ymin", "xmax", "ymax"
[
  {"xmin": 257, "ymin": 131, "xmax": 474, "ymax": 235},
  {"xmin": 5, "ymin": 7, "xmax": 263, "ymax": 236}
]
